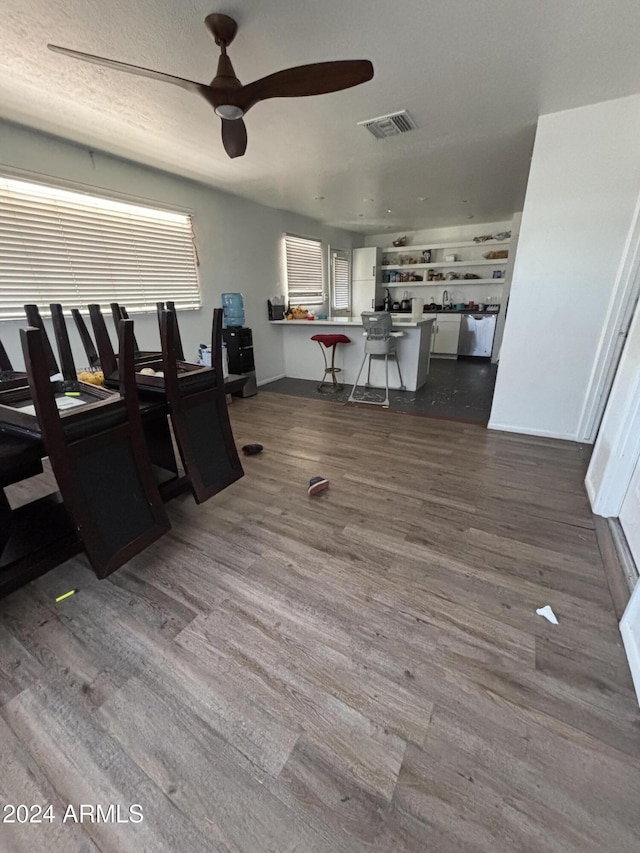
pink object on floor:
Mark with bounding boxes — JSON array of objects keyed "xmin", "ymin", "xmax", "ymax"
[{"xmin": 308, "ymin": 476, "xmax": 329, "ymax": 496}]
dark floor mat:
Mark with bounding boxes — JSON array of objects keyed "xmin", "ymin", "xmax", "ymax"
[{"xmin": 262, "ymin": 359, "xmax": 498, "ymax": 425}]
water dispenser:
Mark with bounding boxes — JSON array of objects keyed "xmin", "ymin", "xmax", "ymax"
[{"xmin": 221, "ymin": 292, "xmax": 245, "ymax": 328}]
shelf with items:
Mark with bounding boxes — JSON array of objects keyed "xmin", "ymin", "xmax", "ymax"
[
  {"xmin": 383, "ymin": 259, "xmax": 507, "ymax": 271},
  {"xmin": 381, "ymin": 235, "xmax": 511, "ymax": 274},
  {"xmin": 385, "ymin": 277, "xmax": 504, "ymax": 287},
  {"xmin": 382, "ymin": 239, "xmax": 511, "ymax": 253}
]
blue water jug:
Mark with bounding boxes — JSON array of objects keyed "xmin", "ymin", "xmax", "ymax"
[{"xmin": 221, "ymin": 292, "xmax": 245, "ymax": 328}]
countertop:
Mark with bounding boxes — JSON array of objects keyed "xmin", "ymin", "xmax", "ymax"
[
  {"xmin": 395, "ymin": 308, "xmax": 500, "ymax": 316},
  {"xmin": 270, "ymin": 316, "xmax": 433, "ymax": 328}
]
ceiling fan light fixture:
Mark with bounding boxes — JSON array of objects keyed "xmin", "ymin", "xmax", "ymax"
[{"xmin": 215, "ymin": 104, "xmax": 244, "ymax": 120}]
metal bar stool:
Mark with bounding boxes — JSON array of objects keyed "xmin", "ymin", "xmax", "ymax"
[{"xmin": 311, "ymin": 333, "xmax": 351, "ymax": 392}]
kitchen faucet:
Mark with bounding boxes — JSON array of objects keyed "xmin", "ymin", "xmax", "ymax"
[{"xmin": 442, "ymin": 289, "xmax": 449, "ymax": 307}]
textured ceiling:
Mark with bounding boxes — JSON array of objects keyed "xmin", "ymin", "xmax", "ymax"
[{"xmin": 3, "ymin": 0, "xmax": 640, "ymax": 233}]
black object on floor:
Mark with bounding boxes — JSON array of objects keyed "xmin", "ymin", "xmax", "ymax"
[
  {"xmin": 261, "ymin": 359, "xmax": 498, "ymax": 425},
  {"xmin": 242, "ymin": 443, "xmax": 263, "ymax": 455}
]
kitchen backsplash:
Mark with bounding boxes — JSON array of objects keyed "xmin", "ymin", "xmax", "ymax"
[{"xmin": 386, "ymin": 284, "xmax": 503, "ymax": 305}]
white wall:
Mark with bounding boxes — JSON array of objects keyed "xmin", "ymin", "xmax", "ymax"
[
  {"xmin": 365, "ymin": 220, "xmax": 513, "ymax": 308},
  {"xmin": 489, "ymin": 94, "xmax": 640, "ymax": 441},
  {"xmin": 0, "ymin": 120, "xmax": 361, "ymax": 383}
]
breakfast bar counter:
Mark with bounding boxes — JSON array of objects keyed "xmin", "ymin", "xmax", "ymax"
[{"xmin": 270, "ymin": 316, "xmax": 434, "ymax": 392}]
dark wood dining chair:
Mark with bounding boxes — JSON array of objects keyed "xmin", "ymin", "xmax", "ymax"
[
  {"xmin": 89, "ymin": 303, "xmax": 159, "ymax": 381},
  {"xmin": 70, "ymin": 304, "xmax": 177, "ymax": 478},
  {"xmin": 110, "ymin": 300, "xmax": 185, "ymax": 362},
  {"xmin": 0, "ymin": 305, "xmax": 116, "ymax": 439},
  {"xmin": 20, "ymin": 318, "xmax": 171, "ymax": 578},
  {"xmin": 158, "ymin": 306, "xmax": 243, "ymax": 503}
]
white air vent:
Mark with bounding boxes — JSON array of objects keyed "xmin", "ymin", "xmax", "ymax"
[{"xmin": 357, "ymin": 110, "xmax": 417, "ymax": 139}]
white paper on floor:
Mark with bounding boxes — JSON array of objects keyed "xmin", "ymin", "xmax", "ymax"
[{"xmin": 536, "ymin": 605, "xmax": 559, "ymax": 624}]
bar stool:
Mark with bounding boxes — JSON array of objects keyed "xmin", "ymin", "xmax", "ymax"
[{"xmin": 311, "ymin": 333, "xmax": 351, "ymax": 392}]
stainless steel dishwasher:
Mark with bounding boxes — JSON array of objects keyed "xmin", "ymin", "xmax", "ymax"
[{"xmin": 457, "ymin": 313, "xmax": 497, "ymax": 357}]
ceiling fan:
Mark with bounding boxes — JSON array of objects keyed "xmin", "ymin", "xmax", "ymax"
[{"xmin": 48, "ymin": 13, "xmax": 374, "ymax": 159}]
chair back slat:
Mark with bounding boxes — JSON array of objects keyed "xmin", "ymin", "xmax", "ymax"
[
  {"xmin": 156, "ymin": 301, "xmax": 184, "ymax": 361},
  {"xmin": 72, "ymin": 309, "xmax": 100, "ymax": 369},
  {"xmin": 50, "ymin": 304, "xmax": 77, "ymax": 383},
  {"xmin": 111, "ymin": 303, "xmax": 139, "ymax": 353},
  {"xmin": 89, "ymin": 304, "xmax": 118, "ymax": 377},
  {"xmin": 24, "ymin": 305, "xmax": 59, "ymax": 376}
]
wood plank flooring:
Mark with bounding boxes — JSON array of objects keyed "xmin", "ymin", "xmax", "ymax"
[{"xmin": 1, "ymin": 392, "xmax": 640, "ymax": 852}]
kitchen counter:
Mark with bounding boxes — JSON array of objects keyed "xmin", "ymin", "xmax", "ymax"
[
  {"xmin": 271, "ymin": 316, "xmax": 434, "ymax": 392},
  {"xmin": 270, "ymin": 316, "xmax": 430, "ymax": 327},
  {"xmin": 395, "ymin": 308, "xmax": 500, "ymax": 316}
]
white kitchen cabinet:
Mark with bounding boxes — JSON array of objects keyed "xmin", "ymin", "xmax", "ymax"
[
  {"xmin": 351, "ymin": 247, "xmax": 382, "ymax": 315},
  {"xmin": 431, "ymin": 313, "xmax": 461, "ymax": 355},
  {"xmin": 352, "ymin": 246, "xmax": 379, "ymax": 282}
]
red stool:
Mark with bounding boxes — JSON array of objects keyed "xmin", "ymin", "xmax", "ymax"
[{"xmin": 311, "ymin": 333, "xmax": 351, "ymax": 392}]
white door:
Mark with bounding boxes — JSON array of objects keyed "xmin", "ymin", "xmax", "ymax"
[{"xmin": 620, "ymin": 458, "xmax": 640, "ymax": 566}]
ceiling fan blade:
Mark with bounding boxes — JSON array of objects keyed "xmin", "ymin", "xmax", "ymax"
[
  {"xmin": 221, "ymin": 118, "xmax": 247, "ymax": 158},
  {"xmin": 47, "ymin": 44, "xmax": 206, "ymax": 94},
  {"xmin": 237, "ymin": 60, "xmax": 373, "ymax": 113}
]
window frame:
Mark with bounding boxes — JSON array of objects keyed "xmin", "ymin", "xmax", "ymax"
[
  {"xmin": 0, "ymin": 173, "xmax": 201, "ymax": 320},
  {"xmin": 282, "ymin": 233, "xmax": 326, "ymax": 306},
  {"xmin": 330, "ymin": 247, "xmax": 351, "ymax": 314}
]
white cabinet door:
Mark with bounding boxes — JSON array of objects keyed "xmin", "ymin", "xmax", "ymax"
[
  {"xmin": 352, "ymin": 247, "xmax": 379, "ymax": 282},
  {"xmin": 620, "ymin": 457, "xmax": 640, "ymax": 567},
  {"xmin": 433, "ymin": 316, "xmax": 461, "ymax": 354},
  {"xmin": 352, "ymin": 278, "xmax": 377, "ymax": 315}
]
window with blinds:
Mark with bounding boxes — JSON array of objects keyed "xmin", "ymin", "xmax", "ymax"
[
  {"xmin": 283, "ymin": 234, "xmax": 325, "ymax": 305},
  {"xmin": 0, "ymin": 175, "xmax": 201, "ymax": 320},
  {"xmin": 331, "ymin": 249, "xmax": 350, "ymax": 311}
]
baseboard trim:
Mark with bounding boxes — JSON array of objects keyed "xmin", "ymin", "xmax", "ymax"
[
  {"xmin": 594, "ymin": 515, "xmax": 638, "ymax": 621},
  {"xmin": 487, "ymin": 421, "xmax": 580, "ymax": 442},
  {"xmin": 585, "ymin": 473, "xmax": 597, "ymax": 510},
  {"xmin": 257, "ymin": 373, "xmax": 286, "ymax": 387}
]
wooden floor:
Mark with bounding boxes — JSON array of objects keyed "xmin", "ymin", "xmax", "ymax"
[{"xmin": 1, "ymin": 393, "xmax": 640, "ymax": 852}]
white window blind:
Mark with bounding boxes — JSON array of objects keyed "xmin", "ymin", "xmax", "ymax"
[
  {"xmin": 0, "ymin": 175, "xmax": 201, "ymax": 320},
  {"xmin": 284, "ymin": 234, "xmax": 325, "ymax": 305},
  {"xmin": 331, "ymin": 249, "xmax": 350, "ymax": 310}
]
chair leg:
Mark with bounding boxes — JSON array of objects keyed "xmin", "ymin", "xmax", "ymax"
[
  {"xmin": 348, "ymin": 352, "xmax": 369, "ymax": 402},
  {"xmin": 383, "ymin": 355, "xmax": 390, "ymax": 407},
  {"xmin": 395, "ymin": 356, "xmax": 405, "ymax": 391},
  {"xmin": 316, "ymin": 342, "xmax": 330, "ymax": 391},
  {"xmin": 317, "ymin": 343, "xmax": 344, "ymax": 393},
  {"xmin": 330, "ymin": 344, "xmax": 340, "ymax": 389}
]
